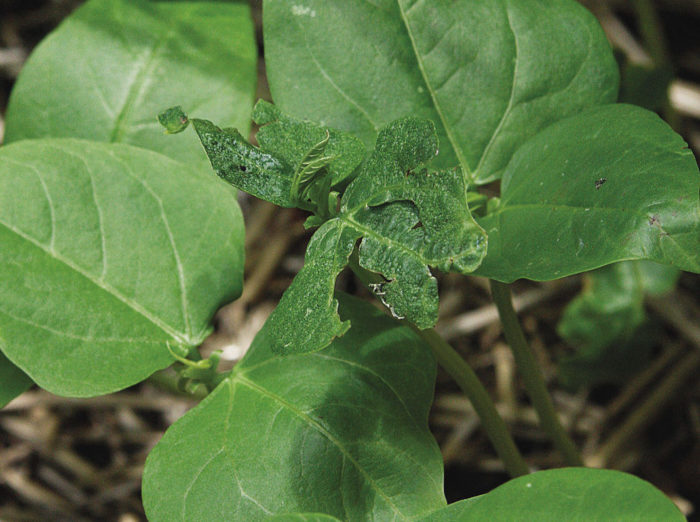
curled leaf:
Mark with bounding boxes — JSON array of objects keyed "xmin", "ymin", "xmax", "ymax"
[
  {"xmin": 191, "ymin": 100, "xmax": 365, "ymax": 210},
  {"xmin": 192, "ymin": 109, "xmax": 487, "ymax": 353}
]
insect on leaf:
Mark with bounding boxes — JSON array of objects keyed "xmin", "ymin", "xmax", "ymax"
[{"xmin": 191, "ymin": 107, "xmax": 487, "ymax": 354}]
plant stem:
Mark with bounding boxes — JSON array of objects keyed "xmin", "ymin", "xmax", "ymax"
[
  {"xmin": 632, "ymin": 0, "xmax": 669, "ymax": 66},
  {"xmin": 346, "ymin": 254, "xmax": 529, "ymax": 477},
  {"xmin": 409, "ymin": 324, "xmax": 530, "ymax": 478},
  {"xmin": 148, "ymin": 370, "xmax": 208, "ymax": 400},
  {"xmin": 489, "ymin": 280, "xmax": 584, "ymax": 467},
  {"xmin": 632, "ymin": 0, "xmax": 681, "ymax": 131}
]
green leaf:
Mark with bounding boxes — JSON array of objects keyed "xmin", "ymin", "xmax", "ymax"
[
  {"xmin": 475, "ymin": 104, "xmax": 700, "ymax": 281},
  {"xmin": 418, "ymin": 468, "xmax": 684, "ymax": 521},
  {"xmin": 4, "ymin": 0, "xmax": 256, "ymax": 166},
  {"xmin": 557, "ymin": 261, "xmax": 679, "ymax": 389},
  {"xmin": 253, "ymin": 100, "xmax": 366, "ymax": 187},
  {"xmin": 158, "ymin": 106, "xmax": 190, "ymax": 135},
  {"xmin": 192, "ymin": 100, "xmax": 365, "ymax": 209},
  {"xmin": 270, "ymin": 516, "xmax": 342, "ymax": 522},
  {"xmin": 0, "ymin": 352, "xmax": 33, "ymax": 408},
  {"xmin": 195, "ymin": 115, "xmax": 486, "ymax": 353},
  {"xmin": 264, "ymin": 0, "xmax": 618, "ymax": 183},
  {"xmin": 0, "ymin": 139, "xmax": 244, "ymax": 397},
  {"xmin": 143, "ymin": 294, "xmax": 445, "ymax": 521}
]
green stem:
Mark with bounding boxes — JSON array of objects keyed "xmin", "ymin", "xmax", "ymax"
[
  {"xmin": 148, "ymin": 370, "xmax": 208, "ymax": 400},
  {"xmin": 632, "ymin": 0, "xmax": 669, "ymax": 65},
  {"xmin": 632, "ymin": 0, "xmax": 681, "ymax": 131},
  {"xmin": 489, "ymin": 280, "xmax": 584, "ymax": 467},
  {"xmin": 409, "ymin": 324, "xmax": 530, "ymax": 477},
  {"xmin": 347, "ymin": 255, "xmax": 529, "ymax": 477}
]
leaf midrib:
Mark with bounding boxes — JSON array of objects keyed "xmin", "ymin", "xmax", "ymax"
[
  {"xmin": 340, "ymin": 215, "xmax": 432, "ymax": 265},
  {"xmin": 109, "ymin": 27, "xmax": 175, "ymax": 143},
  {"xmin": 0, "ymin": 217, "xmax": 191, "ymax": 346},
  {"xmin": 234, "ymin": 374, "xmax": 410, "ymax": 521},
  {"xmin": 396, "ymin": 0, "xmax": 472, "ymax": 176}
]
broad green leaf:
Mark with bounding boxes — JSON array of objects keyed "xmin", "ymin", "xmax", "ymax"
[
  {"xmin": 557, "ymin": 261, "xmax": 679, "ymax": 389},
  {"xmin": 418, "ymin": 468, "xmax": 684, "ymax": 521},
  {"xmin": 191, "ymin": 100, "xmax": 365, "ymax": 209},
  {"xmin": 4, "ymin": 0, "xmax": 256, "ymax": 166},
  {"xmin": 475, "ymin": 104, "xmax": 700, "ymax": 281},
  {"xmin": 195, "ymin": 115, "xmax": 486, "ymax": 353},
  {"xmin": 0, "ymin": 352, "xmax": 33, "ymax": 408},
  {"xmin": 143, "ymin": 294, "xmax": 445, "ymax": 521},
  {"xmin": 264, "ymin": 0, "xmax": 618, "ymax": 183},
  {"xmin": 0, "ymin": 139, "xmax": 244, "ymax": 396}
]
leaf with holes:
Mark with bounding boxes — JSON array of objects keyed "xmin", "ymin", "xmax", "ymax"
[
  {"xmin": 264, "ymin": 0, "xmax": 618, "ymax": 183},
  {"xmin": 143, "ymin": 294, "xmax": 445, "ymax": 521},
  {"xmin": 4, "ymin": 0, "xmax": 256, "ymax": 166},
  {"xmin": 0, "ymin": 139, "xmax": 244, "ymax": 396},
  {"xmin": 193, "ymin": 114, "xmax": 486, "ymax": 354}
]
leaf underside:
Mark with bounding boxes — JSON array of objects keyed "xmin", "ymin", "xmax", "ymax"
[
  {"xmin": 194, "ymin": 110, "xmax": 487, "ymax": 354},
  {"xmin": 0, "ymin": 139, "xmax": 245, "ymax": 396},
  {"xmin": 143, "ymin": 294, "xmax": 445, "ymax": 521}
]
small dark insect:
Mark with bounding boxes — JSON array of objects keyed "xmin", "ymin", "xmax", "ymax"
[
  {"xmin": 595, "ymin": 177, "xmax": 607, "ymax": 190},
  {"xmin": 648, "ymin": 215, "xmax": 660, "ymax": 226},
  {"xmin": 239, "ymin": 165, "xmax": 247, "ymax": 172}
]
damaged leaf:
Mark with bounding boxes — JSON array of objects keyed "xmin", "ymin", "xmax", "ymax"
[{"xmin": 193, "ymin": 111, "xmax": 487, "ymax": 353}]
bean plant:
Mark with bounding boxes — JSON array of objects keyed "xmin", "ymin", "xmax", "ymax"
[{"xmin": 1, "ymin": 0, "xmax": 697, "ymax": 520}]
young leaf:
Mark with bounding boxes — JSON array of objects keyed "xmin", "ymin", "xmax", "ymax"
[
  {"xmin": 4, "ymin": 0, "xmax": 256, "ymax": 166},
  {"xmin": 194, "ymin": 114, "xmax": 486, "ymax": 353},
  {"xmin": 264, "ymin": 0, "xmax": 618, "ymax": 183},
  {"xmin": 417, "ymin": 468, "xmax": 684, "ymax": 521},
  {"xmin": 191, "ymin": 100, "xmax": 365, "ymax": 209},
  {"xmin": 475, "ymin": 104, "xmax": 700, "ymax": 281},
  {"xmin": 0, "ymin": 352, "xmax": 33, "ymax": 408},
  {"xmin": 557, "ymin": 261, "xmax": 679, "ymax": 389},
  {"xmin": 253, "ymin": 100, "xmax": 366, "ymax": 187},
  {"xmin": 143, "ymin": 295, "xmax": 446, "ymax": 521},
  {"xmin": 0, "ymin": 139, "xmax": 244, "ymax": 397}
]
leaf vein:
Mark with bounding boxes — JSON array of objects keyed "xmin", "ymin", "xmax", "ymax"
[
  {"xmin": 235, "ymin": 374, "xmax": 409, "ymax": 520},
  {"xmin": 397, "ymin": 0, "xmax": 472, "ymax": 174},
  {"xmin": 474, "ymin": 4, "xmax": 519, "ymax": 177},
  {"xmin": 102, "ymin": 148, "xmax": 193, "ymax": 340}
]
